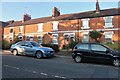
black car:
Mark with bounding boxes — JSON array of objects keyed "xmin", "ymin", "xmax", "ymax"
[{"xmin": 72, "ymin": 43, "xmax": 120, "ymax": 67}]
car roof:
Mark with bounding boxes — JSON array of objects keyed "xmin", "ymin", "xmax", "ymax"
[
  {"xmin": 21, "ymin": 41, "xmax": 35, "ymax": 42},
  {"xmin": 78, "ymin": 42, "xmax": 102, "ymax": 45}
]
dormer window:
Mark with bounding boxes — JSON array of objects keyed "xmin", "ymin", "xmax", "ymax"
[
  {"xmin": 81, "ymin": 18, "xmax": 90, "ymax": 29},
  {"xmin": 52, "ymin": 21, "xmax": 59, "ymax": 31}
]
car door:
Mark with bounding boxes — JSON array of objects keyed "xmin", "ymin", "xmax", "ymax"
[
  {"xmin": 16, "ymin": 41, "xmax": 26, "ymax": 55},
  {"xmin": 90, "ymin": 44, "xmax": 112, "ymax": 62},
  {"xmin": 24, "ymin": 42, "xmax": 35, "ymax": 55},
  {"xmin": 75, "ymin": 43, "xmax": 92, "ymax": 61}
]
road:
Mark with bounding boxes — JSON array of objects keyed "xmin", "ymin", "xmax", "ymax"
[{"xmin": 2, "ymin": 51, "xmax": 120, "ymax": 79}]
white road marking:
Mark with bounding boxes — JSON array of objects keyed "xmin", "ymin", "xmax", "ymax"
[
  {"xmin": 4, "ymin": 65, "xmax": 19, "ymax": 70},
  {"xmin": 54, "ymin": 75, "xmax": 60, "ymax": 78},
  {"xmin": 61, "ymin": 76, "xmax": 67, "ymax": 79},
  {"xmin": 4, "ymin": 64, "xmax": 68, "ymax": 79},
  {"xmin": 41, "ymin": 73, "xmax": 47, "ymax": 76}
]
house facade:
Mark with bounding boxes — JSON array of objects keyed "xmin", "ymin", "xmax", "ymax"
[{"xmin": 3, "ymin": 1, "xmax": 120, "ymax": 49}]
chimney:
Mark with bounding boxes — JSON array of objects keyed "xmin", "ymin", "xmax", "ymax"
[
  {"xmin": 52, "ymin": 7, "xmax": 60, "ymax": 18},
  {"xmin": 22, "ymin": 14, "xmax": 31, "ymax": 23},
  {"xmin": 96, "ymin": 0, "xmax": 100, "ymax": 13}
]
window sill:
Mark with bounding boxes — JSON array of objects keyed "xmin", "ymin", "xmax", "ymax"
[
  {"xmin": 37, "ymin": 30, "xmax": 43, "ymax": 32},
  {"xmin": 104, "ymin": 26, "xmax": 113, "ymax": 28},
  {"xmin": 52, "ymin": 29, "xmax": 58, "ymax": 31},
  {"xmin": 81, "ymin": 27, "xmax": 90, "ymax": 29}
]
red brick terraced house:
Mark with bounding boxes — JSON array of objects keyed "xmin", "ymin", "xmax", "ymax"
[{"xmin": 3, "ymin": 1, "xmax": 120, "ymax": 49}]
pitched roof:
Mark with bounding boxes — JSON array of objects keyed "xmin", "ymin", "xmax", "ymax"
[
  {"xmin": 0, "ymin": 21, "xmax": 9, "ymax": 27},
  {"xmin": 4, "ymin": 8, "xmax": 120, "ymax": 27},
  {"xmin": 7, "ymin": 21, "xmax": 22, "ymax": 27},
  {"xmin": 54, "ymin": 8, "xmax": 120, "ymax": 20}
]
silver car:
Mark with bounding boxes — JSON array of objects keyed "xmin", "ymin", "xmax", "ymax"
[{"xmin": 10, "ymin": 41, "xmax": 55, "ymax": 59}]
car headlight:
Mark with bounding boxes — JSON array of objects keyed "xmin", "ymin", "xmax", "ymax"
[{"xmin": 47, "ymin": 51, "xmax": 50, "ymax": 53}]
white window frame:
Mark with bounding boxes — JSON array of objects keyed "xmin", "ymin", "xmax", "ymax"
[
  {"xmin": 52, "ymin": 34, "xmax": 58, "ymax": 44},
  {"xmin": 81, "ymin": 32, "xmax": 89, "ymax": 42},
  {"xmin": 26, "ymin": 35, "xmax": 34, "ymax": 41},
  {"xmin": 64, "ymin": 33, "xmax": 75, "ymax": 44},
  {"xmin": 81, "ymin": 18, "xmax": 90, "ymax": 29},
  {"xmin": 37, "ymin": 35, "xmax": 43, "ymax": 44},
  {"xmin": 10, "ymin": 27, "xmax": 14, "ymax": 34},
  {"xmin": 52, "ymin": 21, "xmax": 59, "ymax": 31},
  {"xmin": 37, "ymin": 23, "xmax": 43, "ymax": 32},
  {"xmin": 4, "ymin": 36, "xmax": 7, "ymax": 40},
  {"xmin": 19, "ymin": 26, "xmax": 23, "ymax": 33},
  {"xmin": 104, "ymin": 31, "xmax": 114, "ymax": 42},
  {"xmin": 104, "ymin": 16, "xmax": 113, "ymax": 28}
]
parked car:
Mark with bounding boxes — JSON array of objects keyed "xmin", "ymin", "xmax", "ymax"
[
  {"xmin": 10, "ymin": 41, "xmax": 55, "ymax": 59},
  {"xmin": 72, "ymin": 43, "xmax": 120, "ymax": 67}
]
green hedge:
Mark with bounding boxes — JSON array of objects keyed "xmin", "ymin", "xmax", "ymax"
[
  {"xmin": 41, "ymin": 44, "xmax": 59, "ymax": 53},
  {"xmin": 103, "ymin": 42, "xmax": 120, "ymax": 51},
  {"xmin": 2, "ymin": 39, "xmax": 11, "ymax": 50},
  {"xmin": 62, "ymin": 40, "xmax": 79, "ymax": 50}
]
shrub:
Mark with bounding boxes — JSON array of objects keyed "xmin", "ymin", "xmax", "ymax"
[
  {"xmin": 13, "ymin": 38, "xmax": 20, "ymax": 44},
  {"xmin": 2, "ymin": 39, "xmax": 11, "ymax": 50},
  {"xmin": 68, "ymin": 40, "xmax": 79, "ymax": 49},
  {"xmin": 89, "ymin": 30, "xmax": 103, "ymax": 42},
  {"xmin": 103, "ymin": 42, "xmax": 120, "ymax": 51},
  {"xmin": 62, "ymin": 40, "xmax": 79, "ymax": 50},
  {"xmin": 41, "ymin": 44, "xmax": 59, "ymax": 53}
]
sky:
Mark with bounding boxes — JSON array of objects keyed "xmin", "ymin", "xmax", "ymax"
[{"xmin": 0, "ymin": 1, "xmax": 119, "ymax": 22}]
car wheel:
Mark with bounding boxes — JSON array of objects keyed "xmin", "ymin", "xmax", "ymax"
[
  {"xmin": 113, "ymin": 59, "xmax": 120, "ymax": 67},
  {"xmin": 36, "ymin": 51, "xmax": 43, "ymax": 59},
  {"xmin": 74, "ymin": 56, "xmax": 82, "ymax": 63},
  {"xmin": 13, "ymin": 49, "xmax": 18, "ymax": 56}
]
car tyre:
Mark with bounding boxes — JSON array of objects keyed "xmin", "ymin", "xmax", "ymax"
[
  {"xmin": 74, "ymin": 56, "xmax": 82, "ymax": 63},
  {"xmin": 113, "ymin": 59, "xmax": 120, "ymax": 67},
  {"xmin": 13, "ymin": 49, "xmax": 18, "ymax": 56},
  {"xmin": 36, "ymin": 51, "xmax": 43, "ymax": 59}
]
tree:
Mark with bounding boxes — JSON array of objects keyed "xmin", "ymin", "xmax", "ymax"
[{"xmin": 89, "ymin": 30, "xmax": 103, "ymax": 43}]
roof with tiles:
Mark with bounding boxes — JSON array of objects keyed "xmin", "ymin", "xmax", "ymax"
[{"xmin": 3, "ymin": 8, "xmax": 120, "ymax": 28}]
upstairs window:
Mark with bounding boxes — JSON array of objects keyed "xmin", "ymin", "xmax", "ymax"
[
  {"xmin": 38, "ymin": 23, "xmax": 43, "ymax": 32},
  {"xmin": 104, "ymin": 16, "xmax": 113, "ymax": 28},
  {"xmin": 19, "ymin": 26, "xmax": 23, "ymax": 33},
  {"xmin": 52, "ymin": 21, "xmax": 59, "ymax": 31},
  {"xmin": 81, "ymin": 19, "xmax": 89, "ymax": 29},
  {"xmin": 10, "ymin": 28, "xmax": 13, "ymax": 33}
]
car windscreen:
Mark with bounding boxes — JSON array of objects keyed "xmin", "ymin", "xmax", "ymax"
[{"xmin": 30, "ymin": 42, "xmax": 40, "ymax": 47}]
